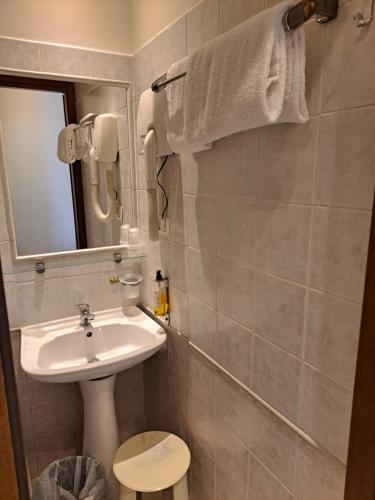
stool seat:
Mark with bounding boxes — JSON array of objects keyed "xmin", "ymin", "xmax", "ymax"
[{"xmin": 113, "ymin": 431, "xmax": 190, "ymax": 493}]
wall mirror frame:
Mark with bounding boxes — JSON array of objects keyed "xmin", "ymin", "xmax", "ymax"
[{"xmin": 0, "ymin": 69, "xmax": 135, "ymax": 267}]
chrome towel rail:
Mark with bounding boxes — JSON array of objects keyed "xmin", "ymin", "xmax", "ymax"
[{"xmin": 151, "ymin": 0, "xmax": 338, "ymax": 93}]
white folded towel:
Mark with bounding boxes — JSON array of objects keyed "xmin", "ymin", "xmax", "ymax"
[
  {"xmin": 167, "ymin": 0, "xmax": 308, "ymax": 154},
  {"xmin": 165, "ymin": 57, "xmax": 187, "ymax": 154},
  {"xmin": 57, "ymin": 124, "xmax": 79, "ymax": 163},
  {"xmin": 166, "ymin": 57, "xmax": 212, "ymax": 154},
  {"xmin": 74, "ymin": 126, "xmax": 88, "ymax": 161}
]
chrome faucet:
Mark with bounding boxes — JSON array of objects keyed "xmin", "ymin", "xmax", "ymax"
[{"xmin": 78, "ymin": 303, "xmax": 95, "ymax": 327}]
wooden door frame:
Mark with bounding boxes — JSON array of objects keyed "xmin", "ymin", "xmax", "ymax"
[
  {"xmin": 0, "ymin": 261, "xmax": 29, "ymax": 500},
  {"xmin": 344, "ymin": 192, "xmax": 375, "ymax": 500},
  {"xmin": 0, "ymin": 74, "xmax": 87, "ymax": 250}
]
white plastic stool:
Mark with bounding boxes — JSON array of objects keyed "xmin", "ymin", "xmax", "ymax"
[{"xmin": 113, "ymin": 431, "xmax": 190, "ymax": 500}]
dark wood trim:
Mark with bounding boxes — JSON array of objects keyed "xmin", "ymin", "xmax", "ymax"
[
  {"xmin": 0, "ymin": 75, "xmax": 87, "ymax": 249},
  {"xmin": 0, "ymin": 262, "xmax": 29, "ymax": 500},
  {"xmin": 61, "ymin": 82, "xmax": 88, "ymax": 250},
  {"xmin": 344, "ymin": 192, "xmax": 375, "ymax": 500}
]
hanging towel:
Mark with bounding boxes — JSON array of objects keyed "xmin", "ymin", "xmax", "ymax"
[
  {"xmin": 167, "ymin": 0, "xmax": 308, "ymax": 154},
  {"xmin": 166, "ymin": 57, "xmax": 212, "ymax": 154},
  {"xmin": 57, "ymin": 124, "xmax": 79, "ymax": 163},
  {"xmin": 74, "ymin": 126, "xmax": 89, "ymax": 161}
]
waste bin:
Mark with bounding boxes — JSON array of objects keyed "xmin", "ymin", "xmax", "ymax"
[{"xmin": 32, "ymin": 456, "xmax": 106, "ymax": 500}]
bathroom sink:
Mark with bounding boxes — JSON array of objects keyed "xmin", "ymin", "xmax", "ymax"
[{"xmin": 21, "ymin": 307, "xmax": 166, "ymax": 383}]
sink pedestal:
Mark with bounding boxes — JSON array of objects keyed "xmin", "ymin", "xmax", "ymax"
[{"xmin": 80, "ymin": 374, "xmax": 119, "ymax": 500}]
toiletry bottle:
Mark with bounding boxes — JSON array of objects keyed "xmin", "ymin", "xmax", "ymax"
[{"xmin": 153, "ymin": 270, "xmax": 169, "ymax": 319}]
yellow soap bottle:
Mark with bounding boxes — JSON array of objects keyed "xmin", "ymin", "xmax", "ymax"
[{"xmin": 153, "ymin": 270, "xmax": 169, "ymax": 319}]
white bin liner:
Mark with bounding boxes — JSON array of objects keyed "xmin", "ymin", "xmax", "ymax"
[{"xmin": 32, "ymin": 456, "xmax": 106, "ymax": 500}]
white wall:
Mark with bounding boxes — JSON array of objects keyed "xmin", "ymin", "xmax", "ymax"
[
  {"xmin": 0, "ymin": 0, "xmax": 201, "ymax": 54},
  {"xmin": 0, "ymin": 0, "xmax": 133, "ymax": 54},
  {"xmin": 0, "ymin": 87, "xmax": 77, "ymax": 255},
  {"xmin": 129, "ymin": 0, "xmax": 201, "ymax": 51}
]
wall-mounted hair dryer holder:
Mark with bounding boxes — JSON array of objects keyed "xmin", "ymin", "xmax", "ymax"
[{"xmin": 88, "ymin": 113, "xmax": 119, "ymax": 223}]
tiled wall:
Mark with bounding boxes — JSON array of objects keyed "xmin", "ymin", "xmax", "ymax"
[
  {"xmin": 75, "ymin": 83, "xmax": 134, "ymax": 247},
  {"xmin": 0, "ymin": 37, "xmax": 144, "ymax": 479},
  {"xmin": 133, "ymin": 0, "xmax": 375, "ymax": 499}
]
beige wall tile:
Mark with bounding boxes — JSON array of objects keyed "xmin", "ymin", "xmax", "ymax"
[
  {"xmin": 40, "ymin": 45, "xmax": 89, "ymax": 76},
  {"xmin": 255, "ymin": 202, "xmax": 311, "ymax": 283},
  {"xmin": 217, "ymin": 129, "xmax": 259, "ymax": 199},
  {"xmin": 252, "ymin": 336, "xmax": 302, "ymax": 422},
  {"xmin": 169, "ymin": 193, "xmax": 187, "ymax": 244},
  {"xmin": 315, "ymin": 106, "xmax": 375, "ymax": 210},
  {"xmin": 186, "ymin": 195, "xmax": 217, "ymax": 253},
  {"xmin": 215, "ymin": 421, "xmax": 249, "ymax": 499},
  {"xmin": 0, "ymin": 37, "xmax": 41, "ymax": 71},
  {"xmin": 168, "ymin": 330, "xmax": 189, "ymax": 386},
  {"xmin": 17, "ymin": 379, "xmax": 38, "ymax": 478},
  {"xmin": 33, "ymin": 398, "xmax": 79, "ymax": 471},
  {"xmin": 119, "ymin": 149, "xmax": 131, "ymax": 189},
  {"xmin": 169, "ymin": 377, "xmax": 190, "ymax": 442},
  {"xmin": 216, "ymin": 371, "xmax": 298, "ymax": 488},
  {"xmin": 5, "ymin": 284, "xmax": 19, "ymax": 329},
  {"xmin": 133, "ymin": 37, "xmax": 162, "ymax": 98},
  {"xmin": 309, "ymin": 207, "xmax": 371, "ymax": 302},
  {"xmin": 299, "ymin": 366, "xmax": 352, "ymax": 462},
  {"xmin": 159, "ymin": 153, "xmax": 182, "ymax": 194},
  {"xmin": 248, "ymin": 455, "xmax": 293, "ymax": 500},
  {"xmin": 180, "ymin": 149, "xmax": 218, "ymax": 195},
  {"xmin": 103, "ymin": 271, "xmax": 125, "ymax": 309},
  {"xmin": 169, "ymin": 285, "xmax": 189, "ymax": 338},
  {"xmin": 217, "ymin": 257, "xmax": 254, "ymax": 328},
  {"xmin": 161, "ymin": 16, "xmax": 187, "ymax": 71},
  {"xmin": 15, "ymin": 279, "xmax": 65, "ymax": 325},
  {"xmin": 216, "ymin": 313, "xmax": 252, "ymax": 385},
  {"xmin": 115, "ymin": 107, "xmax": 130, "ymax": 150},
  {"xmin": 220, "ymin": 0, "xmax": 264, "ymax": 33},
  {"xmin": 86, "ymin": 51, "xmax": 131, "ymax": 81},
  {"xmin": 62, "ymin": 273, "xmax": 105, "ymax": 315},
  {"xmin": 0, "ymin": 241, "xmax": 13, "ymax": 274},
  {"xmin": 27, "ymin": 377, "xmax": 76, "ymax": 408},
  {"xmin": 259, "ymin": 119, "xmax": 318, "ymax": 204},
  {"xmin": 218, "ymin": 199, "xmax": 255, "ymax": 267},
  {"xmin": 168, "ymin": 241, "xmax": 188, "ymax": 291},
  {"xmin": 188, "ymin": 248, "xmax": 217, "ymax": 307},
  {"xmin": 295, "ymin": 443, "xmax": 346, "ymax": 500},
  {"xmin": 189, "ymin": 296, "xmax": 217, "ymax": 356},
  {"xmin": 254, "ymin": 272, "xmax": 306, "ymax": 356},
  {"xmin": 0, "ymin": 195, "xmax": 8, "ymax": 242},
  {"xmin": 190, "ymin": 439, "xmax": 215, "ymax": 499},
  {"xmin": 322, "ymin": 1, "xmax": 375, "ymax": 111},
  {"xmin": 10, "ymin": 330, "xmax": 22, "ymax": 375},
  {"xmin": 187, "ymin": 0, "xmax": 220, "ymax": 54},
  {"xmin": 304, "ymin": 22, "xmax": 326, "ymax": 116},
  {"xmin": 191, "ymin": 478, "xmax": 214, "ymax": 500},
  {"xmin": 305, "ymin": 290, "xmax": 361, "ymax": 388},
  {"xmin": 190, "ymin": 348, "xmax": 216, "ymax": 410},
  {"xmin": 190, "ymin": 393, "xmax": 216, "ymax": 458}
]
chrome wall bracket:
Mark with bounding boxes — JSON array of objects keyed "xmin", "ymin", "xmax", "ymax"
[
  {"xmin": 113, "ymin": 252, "xmax": 123, "ymax": 264},
  {"xmin": 353, "ymin": 0, "xmax": 373, "ymax": 26},
  {"xmin": 35, "ymin": 260, "xmax": 45, "ymax": 274}
]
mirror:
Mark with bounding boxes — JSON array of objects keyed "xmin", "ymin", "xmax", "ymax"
[{"xmin": 0, "ymin": 77, "xmax": 133, "ymax": 259}]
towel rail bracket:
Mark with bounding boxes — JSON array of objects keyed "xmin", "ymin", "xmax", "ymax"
[
  {"xmin": 283, "ymin": 0, "xmax": 338, "ymax": 30},
  {"xmin": 151, "ymin": 0, "xmax": 339, "ymax": 93}
]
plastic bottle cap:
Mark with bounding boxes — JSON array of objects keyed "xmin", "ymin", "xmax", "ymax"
[{"xmin": 156, "ymin": 270, "xmax": 163, "ymax": 281}]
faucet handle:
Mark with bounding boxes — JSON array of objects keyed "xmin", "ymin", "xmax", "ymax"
[{"xmin": 77, "ymin": 303, "xmax": 90, "ymax": 314}]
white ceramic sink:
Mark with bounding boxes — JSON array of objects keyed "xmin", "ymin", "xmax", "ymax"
[{"xmin": 21, "ymin": 307, "xmax": 166, "ymax": 383}]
